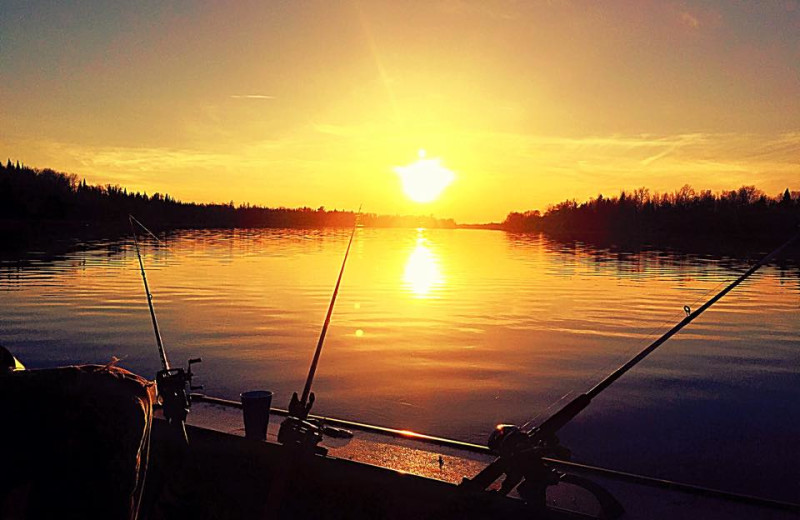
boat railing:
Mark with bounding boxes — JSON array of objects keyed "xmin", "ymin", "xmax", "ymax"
[{"xmin": 188, "ymin": 393, "xmax": 800, "ymax": 515}]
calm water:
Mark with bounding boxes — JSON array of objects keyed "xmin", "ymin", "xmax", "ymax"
[{"xmin": 1, "ymin": 228, "xmax": 798, "ymax": 501}]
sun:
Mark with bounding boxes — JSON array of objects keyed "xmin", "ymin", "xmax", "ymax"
[{"xmin": 393, "ymin": 150, "xmax": 455, "ymax": 203}]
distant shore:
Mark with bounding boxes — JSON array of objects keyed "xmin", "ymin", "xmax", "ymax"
[
  {"xmin": 2, "ymin": 161, "xmax": 799, "ymax": 257},
  {"xmin": 3, "ymin": 218, "xmax": 799, "ymax": 263}
]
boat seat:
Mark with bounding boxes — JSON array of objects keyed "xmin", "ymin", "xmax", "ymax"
[{"xmin": 0, "ymin": 364, "xmax": 155, "ymax": 520}]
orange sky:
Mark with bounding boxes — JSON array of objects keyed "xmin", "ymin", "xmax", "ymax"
[{"xmin": 2, "ymin": 1, "xmax": 798, "ymax": 222}]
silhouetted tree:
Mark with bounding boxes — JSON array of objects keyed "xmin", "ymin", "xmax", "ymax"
[
  {"xmin": 0, "ymin": 162, "xmax": 457, "ymax": 230},
  {"xmin": 502, "ymin": 185, "xmax": 799, "ymax": 241}
]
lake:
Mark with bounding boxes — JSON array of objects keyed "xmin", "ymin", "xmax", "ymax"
[{"xmin": 1, "ymin": 227, "xmax": 798, "ymax": 502}]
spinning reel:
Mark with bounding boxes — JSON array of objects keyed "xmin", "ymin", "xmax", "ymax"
[
  {"xmin": 156, "ymin": 357, "xmax": 202, "ymax": 442},
  {"xmin": 487, "ymin": 424, "xmax": 571, "ymax": 502}
]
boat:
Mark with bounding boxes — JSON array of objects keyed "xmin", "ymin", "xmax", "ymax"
[
  {"xmin": 0, "ymin": 359, "xmax": 608, "ymax": 520},
  {"xmin": 2, "ymin": 353, "xmax": 799, "ymax": 520},
  {"xmin": 1, "ymin": 226, "xmax": 799, "ymax": 519}
]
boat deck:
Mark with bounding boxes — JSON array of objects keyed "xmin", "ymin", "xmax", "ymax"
[
  {"xmin": 186, "ymin": 398, "xmax": 491, "ymax": 484},
  {"xmin": 183, "ymin": 397, "xmax": 799, "ymax": 520}
]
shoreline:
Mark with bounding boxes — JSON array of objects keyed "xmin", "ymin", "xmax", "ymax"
[{"xmin": 2, "ymin": 218, "xmax": 799, "ymax": 261}]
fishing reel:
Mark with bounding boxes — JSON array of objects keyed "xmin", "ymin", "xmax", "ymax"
[
  {"xmin": 277, "ymin": 416, "xmax": 326, "ymax": 455},
  {"xmin": 277, "ymin": 391, "xmax": 328, "ymax": 455},
  {"xmin": 488, "ymin": 424, "xmax": 525, "ymax": 456},
  {"xmin": 486, "ymin": 424, "xmax": 623, "ymax": 517},
  {"xmin": 156, "ymin": 358, "xmax": 202, "ymax": 429},
  {"xmin": 489, "ymin": 424, "xmax": 570, "ymax": 459},
  {"xmin": 480, "ymin": 424, "xmax": 571, "ymax": 504}
]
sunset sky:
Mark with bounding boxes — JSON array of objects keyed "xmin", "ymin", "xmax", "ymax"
[{"xmin": 2, "ymin": 1, "xmax": 798, "ymax": 222}]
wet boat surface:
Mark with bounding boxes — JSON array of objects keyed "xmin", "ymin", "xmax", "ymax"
[{"xmin": 171, "ymin": 398, "xmax": 799, "ymax": 520}]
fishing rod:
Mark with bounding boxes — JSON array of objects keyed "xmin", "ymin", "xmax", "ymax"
[
  {"xmin": 276, "ymin": 209, "xmax": 362, "ymax": 440},
  {"xmin": 130, "ymin": 215, "xmax": 169, "ymax": 371},
  {"xmin": 462, "ymin": 229, "xmax": 800, "ymax": 502},
  {"xmin": 283, "ymin": 207, "xmax": 362, "ymax": 424},
  {"xmin": 300, "ymin": 208, "xmax": 361, "ymax": 405},
  {"xmin": 129, "ymin": 215, "xmax": 201, "ymax": 444},
  {"xmin": 266, "ymin": 209, "xmax": 362, "ymax": 517}
]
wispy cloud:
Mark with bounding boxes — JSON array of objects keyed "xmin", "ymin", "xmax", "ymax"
[
  {"xmin": 680, "ymin": 11, "xmax": 700, "ymax": 29},
  {"xmin": 313, "ymin": 124, "xmax": 360, "ymax": 137},
  {"xmin": 5, "ymin": 129, "xmax": 797, "ymax": 221},
  {"xmin": 437, "ymin": 0, "xmax": 519, "ymax": 20},
  {"xmin": 229, "ymin": 94, "xmax": 275, "ymax": 100}
]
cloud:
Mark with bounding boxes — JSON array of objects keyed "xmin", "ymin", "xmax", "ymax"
[
  {"xmin": 437, "ymin": 0, "xmax": 518, "ymax": 20},
  {"xmin": 313, "ymin": 124, "xmax": 361, "ymax": 137},
  {"xmin": 83, "ymin": 147, "xmax": 226, "ymax": 171},
  {"xmin": 679, "ymin": 11, "xmax": 700, "ymax": 29},
  {"xmin": 5, "ymin": 128, "xmax": 797, "ymax": 221},
  {"xmin": 229, "ymin": 94, "xmax": 275, "ymax": 100}
]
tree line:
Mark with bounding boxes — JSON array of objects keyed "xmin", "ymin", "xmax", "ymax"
[
  {"xmin": 3, "ymin": 160, "xmax": 797, "ymax": 241},
  {"xmin": 0, "ymin": 161, "xmax": 456, "ymax": 229},
  {"xmin": 503, "ymin": 185, "xmax": 800, "ymax": 241}
]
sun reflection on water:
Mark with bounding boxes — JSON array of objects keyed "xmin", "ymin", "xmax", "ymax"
[{"xmin": 403, "ymin": 231, "xmax": 444, "ymax": 298}]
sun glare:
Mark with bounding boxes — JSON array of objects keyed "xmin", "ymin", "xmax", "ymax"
[
  {"xmin": 403, "ymin": 236, "xmax": 444, "ymax": 298},
  {"xmin": 393, "ymin": 150, "xmax": 456, "ymax": 203}
]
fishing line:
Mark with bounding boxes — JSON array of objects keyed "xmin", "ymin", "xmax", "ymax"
[
  {"xmin": 519, "ymin": 287, "xmax": 689, "ymax": 432},
  {"xmin": 265, "ymin": 208, "xmax": 363, "ymax": 515},
  {"xmin": 611, "ymin": 254, "xmax": 762, "ymax": 370},
  {"xmin": 299, "ymin": 206, "xmax": 362, "ymax": 406},
  {"xmin": 129, "ymin": 214, "xmax": 169, "ymax": 371},
  {"xmin": 465, "ymin": 231, "xmax": 800, "ymax": 495},
  {"xmin": 520, "ymin": 390, "xmax": 575, "ymax": 432},
  {"xmin": 129, "ymin": 214, "xmax": 201, "ymax": 445},
  {"xmin": 519, "ymin": 249, "xmax": 780, "ymax": 434},
  {"xmin": 129, "ymin": 214, "xmax": 166, "ymax": 245}
]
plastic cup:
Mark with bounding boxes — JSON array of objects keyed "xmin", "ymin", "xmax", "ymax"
[{"xmin": 240, "ymin": 390, "xmax": 273, "ymax": 441}]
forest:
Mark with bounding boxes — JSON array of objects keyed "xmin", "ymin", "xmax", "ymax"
[
  {"xmin": 0, "ymin": 161, "xmax": 455, "ymax": 230},
  {"xmin": 502, "ymin": 185, "xmax": 800, "ymax": 242},
  {"xmin": 3, "ymin": 161, "xmax": 798, "ymax": 243}
]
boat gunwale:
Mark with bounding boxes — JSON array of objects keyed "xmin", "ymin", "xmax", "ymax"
[{"xmin": 189, "ymin": 393, "xmax": 800, "ymax": 514}]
